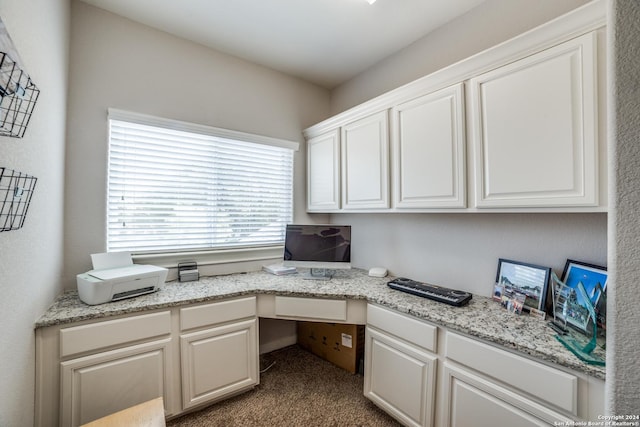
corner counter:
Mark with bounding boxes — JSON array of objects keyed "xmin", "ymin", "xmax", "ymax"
[{"xmin": 36, "ymin": 268, "xmax": 605, "ymax": 380}]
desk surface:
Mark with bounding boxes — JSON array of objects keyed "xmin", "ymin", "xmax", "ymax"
[
  {"xmin": 81, "ymin": 397, "xmax": 165, "ymax": 427},
  {"xmin": 36, "ymin": 268, "xmax": 605, "ymax": 380}
]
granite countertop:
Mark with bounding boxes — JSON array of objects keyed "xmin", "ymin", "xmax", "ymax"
[{"xmin": 36, "ymin": 268, "xmax": 606, "ymax": 380}]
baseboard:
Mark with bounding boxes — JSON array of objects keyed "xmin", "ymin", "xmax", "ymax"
[{"xmin": 259, "ymin": 335, "xmax": 297, "ymax": 354}]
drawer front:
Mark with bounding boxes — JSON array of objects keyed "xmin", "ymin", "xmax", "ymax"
[
  {"xmin": 180, "ymin": 296, "xmax": 256, "ymax": 331},
  {"xmin": 60, "ymin": 311, "xmax": 171, "ymax": 358},
  {"xmin": 367, "ymin": 304, "xmax": 437, "ymax": 352},
  {"xmin": 442, "ymin": 363, "xmax": 574, "ymax": 427},
  {"xmin": 274, "ymin": 296, "xmax": 347, "ymax": 321},
  {"xmin": 446, "ymin": 332, "xmax": 577, "ymax": 414}
]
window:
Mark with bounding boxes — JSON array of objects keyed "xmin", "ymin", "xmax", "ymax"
[{"xmin": 106, "ymin": 109, "xmax": 298, "ymax": 254}]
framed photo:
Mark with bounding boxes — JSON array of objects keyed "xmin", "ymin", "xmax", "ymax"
[
  {"xmin": 495, "ymin": 258, "xmax": 551, "ymax": 312},
  {"xmin": 558, "ymin": 259, "xmax": 608, "ymax": 332},
  {"xmin": 506, "ymin": 292, "xmax": 526, "ymax": 315},
  {"xmin": 492, "ymin": 284, "xmax": 504, "ymax": 302}
]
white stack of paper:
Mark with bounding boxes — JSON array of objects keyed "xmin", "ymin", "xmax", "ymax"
[{"xmin": 263, "ymin": 264, "xmax": 297, "ymax": 276}]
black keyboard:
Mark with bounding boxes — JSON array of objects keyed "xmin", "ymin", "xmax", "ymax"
[{"xmin": 387, "ymin": 277, "xmax": 472, "ymax": 307}]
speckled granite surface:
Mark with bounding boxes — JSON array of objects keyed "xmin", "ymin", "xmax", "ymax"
[{"xmin": 36, "ymin": 268, "xmax": 606, "ymax": 379}]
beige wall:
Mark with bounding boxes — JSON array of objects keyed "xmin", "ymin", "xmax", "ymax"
[
  {"xmin": 330, "ymin": 0, "xmax": 590, "ymax": 114},
  {"xmin": 338, "ymin": 213, "xmax": 606, "ymax": 296},
  {"xmin": 63, "ymin": 1, "xmax": 331, "ymax": 285},
  {"xmin": 0, "ymin": 1, "xmax": 69, "ymax": 425}
]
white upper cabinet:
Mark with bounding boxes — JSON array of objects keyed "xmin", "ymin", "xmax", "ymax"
[
  {"xmin": 392, "ymin": 83, "xmax": 466, "ymax": 209},
  {"xmin": 307, "ymin": 130, "xmax": 340, "ymax": 211},
  {"xmin": 469, "ymin": 32, "xmax": 598, "ymax": 208},
  {"xmin": 341, "ymin": 111, "xmax": 390, "ymax": 210},
  {"xmin": 303, "ymin": 1, "xmax": 605, "ymax": 213}
]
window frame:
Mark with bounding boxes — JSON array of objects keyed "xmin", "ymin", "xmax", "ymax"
[{"xmin": 106, "ymin": 108, "xmax": 299, "ymax": 268}]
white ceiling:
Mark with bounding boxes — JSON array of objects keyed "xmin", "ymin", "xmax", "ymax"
[{"xmin": 80, "ymin": 0, "xmax": 485, "ymax": 89}]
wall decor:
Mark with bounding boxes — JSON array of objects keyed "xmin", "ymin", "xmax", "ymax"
[
  {"xmin": 0, "ymin": 167, "xmax": 37, "ymax": 232},
  {"xmin": 494, "ymin": 258, "xmax": 551, "ymax": 313},
  {"xmin": 0, "ymin": 17, "xmax": 40, "ymax": 138}
]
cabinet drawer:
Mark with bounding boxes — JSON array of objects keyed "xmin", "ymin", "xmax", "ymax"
[
  {"xmin": 274, "ymin": 296, "xmax": 347, "ymax": 321},
  {"xmin": 59, "ymin": 311, "xmax": 171, "ymax": 358},
  {"xmin": 442, "ymin": 363, "xmax": 573, "ymax": 426},
  {"xmin": 446, "ymin": 332, "xmax": 577, "ymax": 414},
  {"xmin": 180, "ymin": 296, "xmax": 256, "ymax": 331},
  {"xmin": 367, "ymin": 304, "xmax": 437, "ymax": 352}
]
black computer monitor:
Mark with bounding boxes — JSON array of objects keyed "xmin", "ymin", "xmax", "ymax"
[{"xmin": 283, "ymin": 224, "xmax": 351, "ymax": 279}]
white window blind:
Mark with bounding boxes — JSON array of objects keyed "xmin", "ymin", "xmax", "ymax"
[{"xmin": 107, "ymin": 114, "xmax": 295, "ymax": 253}]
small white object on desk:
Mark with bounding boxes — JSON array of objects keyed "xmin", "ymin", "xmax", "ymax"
[
  {"xmin": 368, "ymin": 267, "xmax": 388, "ymax": 278},
  {"xmin": 263, "ymin": 263, "xmax": 297, "ymax": 275}
]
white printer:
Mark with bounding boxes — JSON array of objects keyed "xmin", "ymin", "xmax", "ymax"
[{"xmin": 76, "ymin": 252, "xmax": 168, "ymax": 305}]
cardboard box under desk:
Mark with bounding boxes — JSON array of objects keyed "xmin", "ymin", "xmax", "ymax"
[{"xmin": 297, "ymin": 321, "xmax": 365, "ymax": 374}]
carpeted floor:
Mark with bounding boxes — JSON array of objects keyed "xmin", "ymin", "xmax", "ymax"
[{"xmin": 167, "ymin": 345, "xmax": 401, "ymax": 426}]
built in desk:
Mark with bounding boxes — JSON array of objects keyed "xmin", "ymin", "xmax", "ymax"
[{"xmin": 35, "ymin": 269, "xmax": 605, "ymax": 426}]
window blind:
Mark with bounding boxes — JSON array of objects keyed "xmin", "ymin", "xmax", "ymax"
[{"xmin": 107, "ymin": 118, "xmax": 295, "ymax": 253}]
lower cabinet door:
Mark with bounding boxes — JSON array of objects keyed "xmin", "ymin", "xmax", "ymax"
[
  {"xmin": 60, "ymin": 338, "xmax": 174, "ymax": 427},
  {"xmin": 364, "ymin": 327, "xmax": 436, "ymax": 427},
  {"xmin": 442, "ymin": 363, "xmax": 574, "ymax": 427},
  {"xmin": 180, "ymin": 318, "xmax": 259, "ymax": 410}
]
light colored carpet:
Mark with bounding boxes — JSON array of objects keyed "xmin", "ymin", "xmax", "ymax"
[{"xmin": 167, "ymin": 345, "xmax": 401, "ymax": 426}]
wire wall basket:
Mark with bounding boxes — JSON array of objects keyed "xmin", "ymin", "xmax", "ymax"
[
  {"xmin": 0, "ymin": 167, "xmax": 37, "ymax": 232},
  {"xmin": 0, "ymin": 51, "xmax": 40, "ymax": 138}
]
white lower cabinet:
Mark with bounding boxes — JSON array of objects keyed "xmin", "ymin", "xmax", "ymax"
[
  {"xmin": 364, "ymin": 304, "xmax": 438, "ymax": 427},
  {"xmin": 60, "ymin": 338, "xmax": 174, "ymax": 427},
  {"xmin": 365, "ymin": 327, "xmax": 437, "ymax": 427},
  {"xmin": 442, "ymin": 363, "xmax": 573, "ymax": 427},
  {"xmin": 180, "ymin": 318, "xmax": 258, "ymax": 410},
  {"xmin": 48, "ymin": 310, "xmax": 176, "ymax": 427},
  {"xmin": 441, "ymin": 332, "xmax": 604, "ymax": 427},
  {"xmin": 179, "ymin": 296, "xmax": 259, "ymax": 411},
  {"xmin": 364, "ymin": 305, "xmax": 604, "ymax": 427},
  {"xmin": 35, "ymin": 297, "xmax": 259, "ymax": 427}
]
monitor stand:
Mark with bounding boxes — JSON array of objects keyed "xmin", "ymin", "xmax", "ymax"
[{"xmin": 301, "ymin": 268, "xmax": 334, "ymax": 281}]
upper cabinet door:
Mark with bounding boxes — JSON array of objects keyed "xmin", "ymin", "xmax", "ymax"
[
  {"xmin": 469, "ymin": 32, "xmax": 598, "ymax": 208},
  {"xmin": 307, "ymin": 130, "xmax": 340, "ymax": 211},
  {"xmin": 341, "ymin": 111, "xmax": 390, "ymax": 210},
  {"xmin": 392, "ymin": 83, "xmax": 466, "ymax": 209}
]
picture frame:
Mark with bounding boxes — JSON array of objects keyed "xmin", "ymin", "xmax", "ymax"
[
  {"xmin": 493, "ymin": 283, "xmax": 526, "ymax": 315},
  {"xmin": 557, "ymin": 259, "xmax": 608, "ymax": 332},
  {"xmin": 495, "ymin": 258, "xmax": 551, "ymax": 312}
]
